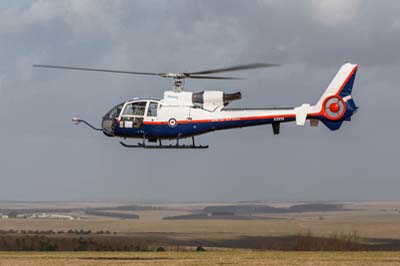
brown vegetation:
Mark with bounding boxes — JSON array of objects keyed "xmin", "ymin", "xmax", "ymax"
[
  {"xmin": 0, "ymin": 251, "xmax": 399, "ymax": 266},
  {"xmin": 0, "ymin": 231, "xmax": 400, "ymax": 252}
]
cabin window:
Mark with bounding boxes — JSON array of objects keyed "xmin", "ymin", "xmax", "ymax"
[
  {"xmin": 147, "ymin": 102, "xmax": 158, "ymax": 117},
  {"xmin": 122, "ymin": 101, "xmax": 147, "ymax": 116}
]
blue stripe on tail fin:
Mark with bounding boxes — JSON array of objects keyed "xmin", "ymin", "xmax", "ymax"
[{"xmin": 339, "ymin": 68, "xmax": 357, "ymax": 98}]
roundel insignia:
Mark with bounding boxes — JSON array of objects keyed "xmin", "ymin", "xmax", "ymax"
[
  {"xmin": 322, "ymin": 95, "xmax": 346, "ymax": 120},
  {"xmin": 168, "ymin": 118, "xmax": 177, "ymax": 128}
]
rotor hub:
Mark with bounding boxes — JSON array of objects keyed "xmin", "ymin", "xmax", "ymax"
[{"xmin": 160, "ymin": 72, "xmax": 186, "ymax": 79}]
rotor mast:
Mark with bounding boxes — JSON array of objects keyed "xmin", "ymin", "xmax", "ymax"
[{"xmin": 174, "ymin": 78, "xmax": 184, "ymax": 92}]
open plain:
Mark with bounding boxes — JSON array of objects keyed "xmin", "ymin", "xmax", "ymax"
[
  {"xmin": 1, "ymin": 201, "xmax": 400, "ymax": 265},
  {"xmin": 1, "ymin": 251, "xmax": 400, "ymax": 266}
]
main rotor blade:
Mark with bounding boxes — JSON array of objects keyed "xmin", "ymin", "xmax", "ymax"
[
  {"xmin": 187, "ymin": 75, "xmax": 241, "ymax": 80},
  {"xmin": 187, "ymin": 63, "xmax": 279, "ymax": 75},
  {"xmin": 33, "ymin": 64, "xmax": 161, "ymax": 76}
]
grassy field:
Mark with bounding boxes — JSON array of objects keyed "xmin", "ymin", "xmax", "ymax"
[
  {"xmin": 1, "ymin": 211, "xmax": 400, "ymax": 240},
  {"xmin": 1, "ymin": 202, "xmax": 400, "ymax": 264},
  {"xmin": 0, "ymin": 201, "xmax": 400, "ymax": 252},
  {"xmin": 0, "ymin": 251, "xmax": 399, "ymax": 266},
  {"xmin": 1, "ymin": 201, "xmax": 400, "ymax": 240}
]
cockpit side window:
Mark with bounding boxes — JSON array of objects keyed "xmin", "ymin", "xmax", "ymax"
[
  {"xmin": 122, "ymin": 101, "xmax": 147, "ymax": 116},
  {"xmin": 147, "ymin": 102, "xmax": 158, "ymax": 117}
]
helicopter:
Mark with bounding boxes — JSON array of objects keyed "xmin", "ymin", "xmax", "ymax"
[{"xmin": 33, "ymin": 62, "xmax": 358, "ymax": 149}]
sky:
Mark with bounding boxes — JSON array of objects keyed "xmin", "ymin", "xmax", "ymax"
[{"xmin": 0, "ymin": 0, "xmax": 399, "ymax": 202}]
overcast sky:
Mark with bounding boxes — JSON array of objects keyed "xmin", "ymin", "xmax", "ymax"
[{"xmin": 0, "ymin": 0, "xmax": 399, "ymax": 202}]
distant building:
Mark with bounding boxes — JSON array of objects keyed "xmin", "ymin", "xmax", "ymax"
[
  {"xmin": 30, "ymin": 213, "xmax": 74, "ymax": 220},
  {"xmin": 31, "ymin": 213, "xmax": 49, "ymax": 219},
  {"xmin": 49, "ymin": 214, "xmax": 74, "ymax": 220}
]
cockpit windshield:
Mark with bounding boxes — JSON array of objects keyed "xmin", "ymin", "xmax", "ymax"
[{"xmin": 105, "ymin": 102, "xmax": 124, "ymax": 119}]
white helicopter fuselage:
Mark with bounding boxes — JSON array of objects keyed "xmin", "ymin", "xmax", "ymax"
[
  {"xmin": 110, "ymin": 90, "xmax": 295, "ymax": 139},
  {"xmin": 106, "ymin": 63, "xmax": 358, "ymax": 141}
]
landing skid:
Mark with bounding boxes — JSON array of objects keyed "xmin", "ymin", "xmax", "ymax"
[
  {"xmin": 119, "ymin": 142, "xmax": 208, "ymax": 149},
  {"xmin": 119, "ymin": 136, "xmax": 209, "ymax": 149}
]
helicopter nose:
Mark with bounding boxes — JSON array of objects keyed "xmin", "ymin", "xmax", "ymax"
[{"xmin": 101, "ymin": 116, "xmax": 115, "ymax": 137}]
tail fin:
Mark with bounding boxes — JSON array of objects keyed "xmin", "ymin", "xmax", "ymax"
[{"xmin": 311, "ymin": 63, "xmax": 359, "ymax": 130}]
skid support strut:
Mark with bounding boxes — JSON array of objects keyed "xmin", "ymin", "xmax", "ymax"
[{"xmin": 120, "ymin": 136, "xmax": 208, "ymax": 149}]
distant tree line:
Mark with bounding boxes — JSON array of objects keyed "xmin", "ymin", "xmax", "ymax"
[
  {"xmin": 0, "ymin": 204, "xmax": 158, "ymax": 217},
  {"xmin": 0, "ymin": 231, "xmax": 400, "ymax": 251},
  {"xmin": 0, "ymin": 235, "xmax": 154, "ymax": 251},
  {"xmin": 0, "ymin": 229, "xmax": 114, "ymax": 235},
  {"xmin": 84, "ymin": 210, "xmax": 139, "ymax": 219}
]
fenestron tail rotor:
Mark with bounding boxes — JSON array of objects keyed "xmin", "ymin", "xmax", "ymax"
[{"xmin": 33, "ymin": 62, "xmax": 279, "ymax": 91}]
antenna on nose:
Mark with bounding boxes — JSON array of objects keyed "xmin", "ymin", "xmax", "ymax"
[
  {"xmin": 72, "ymin": 116, "xmax": 81, "ymax": 125},
  {"xmin": 72, "ymin": 116, "xmax": 102, "ymax": 131}
]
